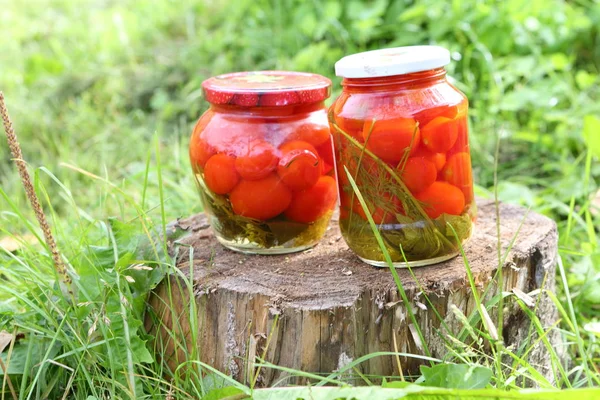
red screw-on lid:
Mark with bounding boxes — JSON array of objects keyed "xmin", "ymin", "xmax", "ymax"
[{"xmin": 202, "ymin": 71, "xmax": 332, "ymax": 107}]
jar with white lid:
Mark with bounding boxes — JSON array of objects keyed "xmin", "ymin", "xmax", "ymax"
[{"xmin": 329, "ymin": 46, "xmax": 476, "ymax": 267}]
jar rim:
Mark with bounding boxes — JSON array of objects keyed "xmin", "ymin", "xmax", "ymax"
[
  {"xmin": 335, "ymin": 46, "xmax": 451, "ymax": 79},
  {"xmin": 202, "ymin": 71, "xmax": 331, "ymax": 107}
]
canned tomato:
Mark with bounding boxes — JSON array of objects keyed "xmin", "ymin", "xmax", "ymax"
[
  {"xmin": 330, "ymin": 46, "xmax": 476, "ymax": 267},
  {"xmin": 190, "ymin": 71, "xmax": 336, "ymax": 254}
]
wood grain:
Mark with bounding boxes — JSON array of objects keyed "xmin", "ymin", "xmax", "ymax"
[{"xmin": 147, "ymin": 199, "xmax": 562, "ymax": 386}]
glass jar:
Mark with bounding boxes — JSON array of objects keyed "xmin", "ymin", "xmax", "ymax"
[
  {"xmin": 330, "ymin": 46, "xmax": 476, "ymax": 267},
  {"xmin": 189, "ymin": 71, "xmax": 336, "ymax": 254}
]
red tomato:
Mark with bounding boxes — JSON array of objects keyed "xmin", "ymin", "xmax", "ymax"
[
  {"xmin": 413, "ymin": 147, "xmax": 446, "ymax": 172},
  {"xmin": 334, "ymin": 116, "xmax": 365, "ymax": 141},
  {"xmin": 235, "ymin": 139, "xmax": 279, "ymax": 180},
  {"xmin": 355, "ymin": 201, "xmax": 394, "ymax": 224},
  {"xmin": 442, "ymin": 152, "xmax": 472, "ymax": 188},
  {"xmin": 461, "ymin": 185, "xmax": 474, "ymax": 205},
  {"xmin": 316, "ymin": 140, "xmax": 334, "ymax": 175},
  {"xmin": 413, "ymin": 104, "xmax": 459, "ymax": 126},
  {"xmin": 421, "ymin": 116, "xmax": 459, "ymax": 153},
  {"xmin": 447, "ymin": 116, "xmax": 470, "ymax": 156},
  {"xmin": 337, "ymin": 152, "xmax": 379, "ymax": 188},
  {"xmin": 277, "ymin": 140, "xmax": 321, "ymax": 191},
  {"xmin": 399, "ymin": 157, "xmax": 437, "ymax": 194},
  {"xmin": 229, "ymin": 174, "xmax": 292, "ymax": 220},
  {"xmin": 192, "ymin": 110, "xmax": 213, "ymax": 134},
  {"xmin": 289, "ymin": 122, "xmax": 330, "ymax": 147},
  {"xmin": 352, "ymin": 192, "xmax": 403, "ymax": 224},
  {"xmin": 415, "ymin": 182, "xmax": 465, "ymax": 218},
  {"xmin": 339, "ymin": 206, "xmax": 350, "ymax": 220},
  {"xmin": 285, "ymin": 176, "xmax": 338, "ymax": 224},
  {"xmin": 362, "ymin": 117, "xmax": 420, "ymax": 163},
  {"xmin": 189, "ymin": 113, "xmax": 216, "ymax": 169},
  {"xmin": 338, "ymin": 189, "xmax": 353, "ymax": 220},
  {"xmin": 190, "ymin": 138, "xmax": 215, "ymax": 171},
  {"xmin": 203, "ymin": 153, "xmax": 240, "ymax": 195}
]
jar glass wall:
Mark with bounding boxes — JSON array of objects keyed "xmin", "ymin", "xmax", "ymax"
[
  {"xmin": 189, "ymin": 71, "xmax": 336, "ymax": 254},
  {"xmin": 330, "ymin": 48, "xmax": 476, "ymax": 267}
]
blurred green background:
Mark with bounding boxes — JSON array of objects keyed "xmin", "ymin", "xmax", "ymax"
[
  {"xmin": 1, "ymin": 0, "xmax": 598, "ymax": 217},
  {"xmin": 1, "ymin": 0, "xmax": 599, "ymax": 299},
  {"xmin": 2, "ymin": 2, "xmax": 600, "ymax": 396},
  {"xmin": 0, "ymin": 0, "xmax": 600, "ymax": 390}
]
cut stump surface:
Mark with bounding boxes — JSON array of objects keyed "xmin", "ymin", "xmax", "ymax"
[{"xmin": 148, "ymin": 199, "xmax": 561, "ymax": 386}]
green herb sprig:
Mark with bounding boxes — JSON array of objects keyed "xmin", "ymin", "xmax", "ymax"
[{"xmin": 330, "ymin": 118, "xmax": 473, "ymax": 263}]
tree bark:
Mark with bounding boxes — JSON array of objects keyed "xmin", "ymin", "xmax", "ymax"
[{"xmin": 147, "ymin": 199, "xmax": 562, "ymax": 387}]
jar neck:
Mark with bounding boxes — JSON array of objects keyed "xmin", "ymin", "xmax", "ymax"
[
  {"xmin": 210, "ymin": 101, "xmax": 325, "ymax": 116},
  {"xmin": 341, "ymin": 68, "xmax": 447, "ymax": 92}
]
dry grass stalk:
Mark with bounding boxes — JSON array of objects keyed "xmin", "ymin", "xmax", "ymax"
[{"xmin": 0, "ymin": 92, "xmax": 72, "ymax": 290}]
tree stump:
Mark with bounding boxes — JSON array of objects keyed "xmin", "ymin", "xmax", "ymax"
[{"xmin": 147, "ymin": 199, "xmax": 562, "ymax": 386}]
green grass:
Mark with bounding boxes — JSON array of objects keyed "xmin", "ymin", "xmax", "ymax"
[{"xmin": 1, "ymin": 0, "xmax": 600, "ymax": 398}]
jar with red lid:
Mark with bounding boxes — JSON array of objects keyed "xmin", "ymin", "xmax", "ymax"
[
  {"xmin": 329, "ymin": 46, "xmax": 476, "ymax": 267},
  {"xmin": 189, "ymin": 71, "xmax": 337, "ymax": 254}
]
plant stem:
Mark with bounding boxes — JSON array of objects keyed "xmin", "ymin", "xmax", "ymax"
[
  {"xmin": 0, "ymin": 92, "xmax": 72, "ymax": 293},
  {"xmin": 330, "ymin": 120, "xmax": 455, "ymax": 250}
]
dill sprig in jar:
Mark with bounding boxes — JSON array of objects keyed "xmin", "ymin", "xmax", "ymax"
[{"xmin": 329, "ymin": 46, "xmax": 476, "ymax": 267}]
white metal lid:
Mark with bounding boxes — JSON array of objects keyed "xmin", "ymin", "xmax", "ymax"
[{"xmin": 334, "ymin": 46, "xmax": 451, "ymax": 78}]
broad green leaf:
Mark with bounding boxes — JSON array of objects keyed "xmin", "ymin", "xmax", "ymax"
[
  {"xmin": 0, "ymin": 338, "xmax": 48, "ymax": 375},
  {"xmin": 64, "ymin": 216, "xmax": 168, "ymax": 386},
  {"xmin": 583, "ymin": 282, "xmax": 600, "ymax": 304},
  {"xmin": 203, "ymin": 386, "xmax": 245, "ymax": 400},
  {"xmin": 499, "ymin": 88, "xmax": 546, "ymax": 112},
  {"xmin": 382, "ymin": 380, "xmax": 414, "ymax": 389},
  {"xmin": 583, "ymin": 322, "xmax": 600, "ymax": 337},
  {"xmin": 496, "ymin": 181, "xmax": 537, "ymax": 207},
  {"xmin": 420, "ymin": 364, "xmax": 492, "ymax": 389},
  {"xmin": 252, "ymin": 386, "xmax": 600, "ymax": 400},
  {"xmin": 398, "ymin": 4, "xmax": 428, "ymax": 22},
  {"xmin": 203, "ymin": 373, "xmax": 236, "ymax": 393}
]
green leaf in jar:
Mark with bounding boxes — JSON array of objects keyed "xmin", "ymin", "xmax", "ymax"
[
  {"xmin": 435, "ymin": 213, "xmax": 473, "ymax": 242},
  {"xmin": 379, "ymin": 216, "xmax": 445, "ymax": 260},
  {"xmin": 194, "ymin": 172, "xmax": 329, "ymax": 249}
]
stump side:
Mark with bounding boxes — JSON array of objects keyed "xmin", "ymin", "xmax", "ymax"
[{"xmin": 148, "ymin": 199, "xmax": 561, "ymax": 386}]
